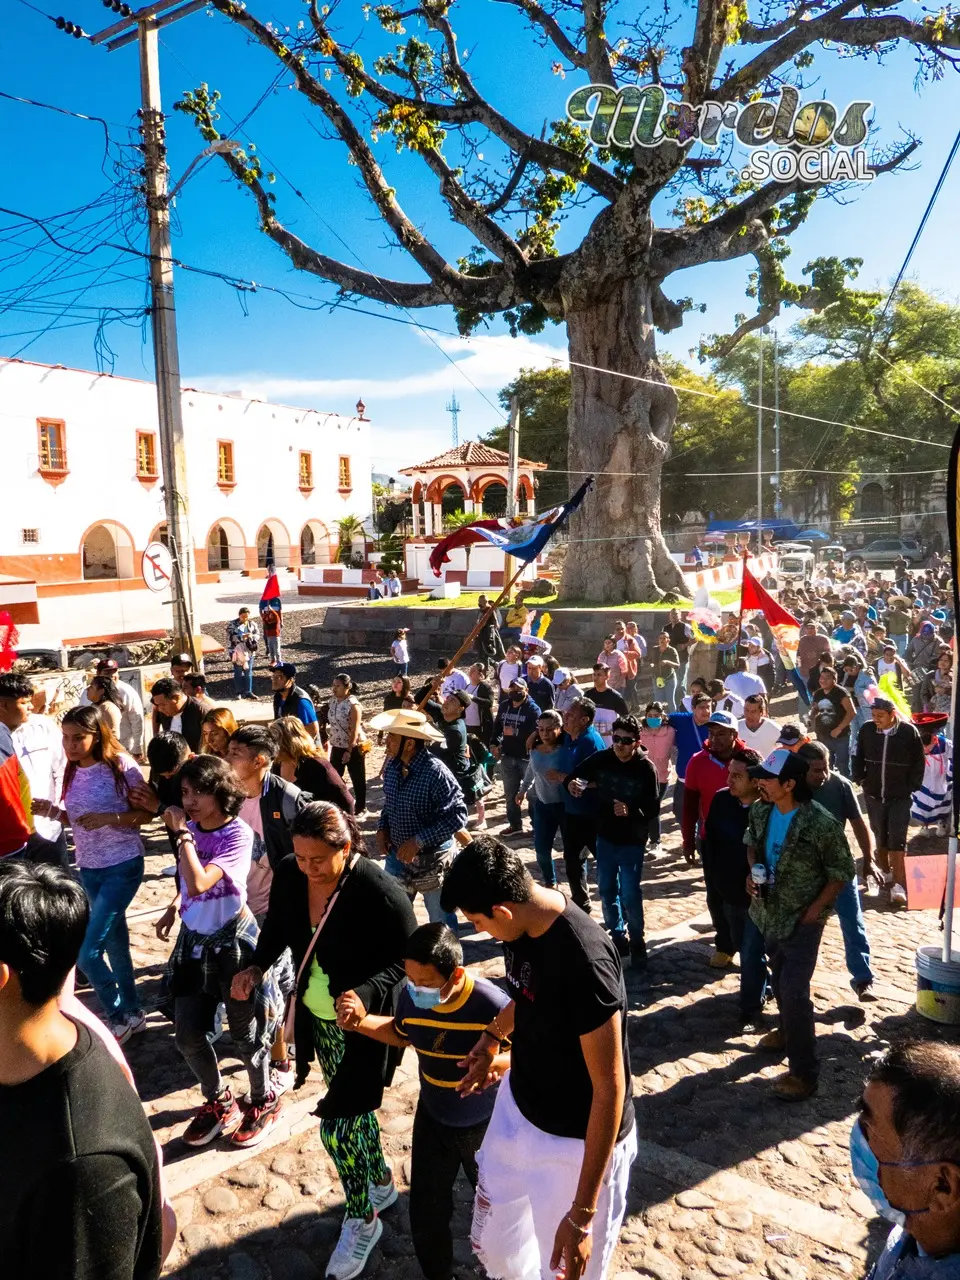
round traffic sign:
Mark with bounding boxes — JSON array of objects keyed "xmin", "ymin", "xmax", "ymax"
[{"xmin": 141, "ymin": 541, "xmax": 174, "ymax": 593}]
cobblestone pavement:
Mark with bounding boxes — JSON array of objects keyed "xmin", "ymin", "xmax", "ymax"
[{"xmin": 87, "ymin": 658, "xmax": 960, "ymax": 1280}]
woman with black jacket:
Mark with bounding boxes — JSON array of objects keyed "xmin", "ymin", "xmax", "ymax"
[
  {"xmin": 465, "ymin": 662, "xmax": 495, "ymax": 744},
  {"xmin": 231, "ymin": 802, "xmax": 416, "ymax": 1278}
]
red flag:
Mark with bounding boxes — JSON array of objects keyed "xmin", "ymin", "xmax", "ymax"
[
  {"xmin": 740, "ymin": 568, "xmax": 809, "ymax": 705},
  {"xmin": 428, "ymin": 521, "xmax": 504, "ymax": 577},
  {"xmin": 0, "ymin": 612, "xmax": 19, "ymax": 673},
  {"xmin": 259, "ymin": 574, "xmax": 282, "ymax": 615},
  {"xmin": 740, "ymin": 567, "xmax": 798, "ymax": 628}
]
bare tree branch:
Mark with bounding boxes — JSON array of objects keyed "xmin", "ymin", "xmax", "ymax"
[
  {"xmin": 496, "ymin": 0, "xmax": 586, "ymax": 67},
  {"xmin": 302, "ymin": 0, "xmax": 622, "ymax": 200},
  {"xmin": 582, "ymin": 0, "xmax": 616, "ymax": 85}
]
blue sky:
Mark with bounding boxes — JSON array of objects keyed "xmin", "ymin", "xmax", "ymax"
[{"xmin": 2, "ymin": 0, "xmax": 959, "ymax": 477}]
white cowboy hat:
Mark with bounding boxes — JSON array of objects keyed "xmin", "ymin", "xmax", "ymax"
[{"xmin": 368, "ymin": 708, "xmax": 445, "ymax": 742}]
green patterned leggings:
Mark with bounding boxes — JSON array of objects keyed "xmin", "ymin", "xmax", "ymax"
[{"xmin": 314, "ymin": 1018, "xmax": 389, "ymax": 1221}]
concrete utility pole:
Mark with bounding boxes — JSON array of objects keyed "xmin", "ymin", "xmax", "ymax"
[
  {"xmin": 773, "ymin": 328, "xmax": 782, "ymax": 518},
  {"xmin": 90, "ymin": 1, "xmax": 205, "ymax": 662},
  {"xmin": 506, "ymin": 395, "xmax": 520, "ymax": 519},
  {"xmin": 756, "ymin": 334, "xmax": 764, "ymax": 551}
]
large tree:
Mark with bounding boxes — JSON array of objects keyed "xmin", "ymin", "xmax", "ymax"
[{"xmin": 180, "ymin": 0, "xmax": 958, "ymax": 600}]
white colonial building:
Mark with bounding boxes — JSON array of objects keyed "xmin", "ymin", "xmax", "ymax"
[{"xmin": 0, "ymin": 358, "xmax": 372, "ymax": 603}]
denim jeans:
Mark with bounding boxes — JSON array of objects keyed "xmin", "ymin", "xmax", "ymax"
[
  {"xmin": 265, "ymin": 635, "xmax": 281, "ymax": 665},
  {"xmin": 393, "ymin": 662, "xmax": 409, "ymax": 678},
  {"xmin": 822, "ymin": 733, "xmax": 850, "ymax": 778},
  {"xmin": 768, "ymin": 922, "xmax": 825, "ymax": 1082},
  {"xmin": 385, "ymin": 853, "xmax": 458, "ymax": 929},
  {"xmin": 653, "ymin": 672, "xmax": 679, "ymax": 711},
  {"xmin": 834, "ymin": 880, "xmax": 874, "ymax": 986},
  {"xmin": 595, "ymin": 837, "xmax": 645, "ymax": 946},
  {"xmin": 739, "ymin": 915, "xmax": 769, "ymax": 1017},
  {"xmin": 893, "ymin": 634, "xmax": 907, "ymax": 656},
  {"xmin": 78, "ymin": 855, "xmax": 144, "ymax": 1020},
  {"xmin": 232, "ymin": 661, "xmax": 254, "ymax": 697},
  {"xmin": 648, "ymin": 781, "xmax": 667, "ymax": 844},
  {"xmin": 499, "ymin": 755, "xmax": 528, "ymax": 830},
  {"xmin": 532, "ymin": 800, "xmax": 565, "ymax": 886}
]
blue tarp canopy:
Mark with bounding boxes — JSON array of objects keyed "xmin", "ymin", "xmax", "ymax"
[
  {"xmin": 794, "ymin": 528, "xmax": 832, "ymax": 541},
  {"xmin": 705, "ymin": 518, "xmax": 801, "ymax": 539}
]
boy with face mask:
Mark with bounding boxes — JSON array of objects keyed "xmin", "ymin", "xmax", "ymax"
[
  {"xmin": 852, "ymin": 1040, "xmax": 960, "ymax": 1279},
  {"xmin": 350, "ymin": 923, "xmax": 510, "ymax": 1280}
]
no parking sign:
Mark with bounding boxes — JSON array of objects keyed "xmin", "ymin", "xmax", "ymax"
[{"xmin": 141, "ymin": 542, "xmax": 174, "ymax": 594}]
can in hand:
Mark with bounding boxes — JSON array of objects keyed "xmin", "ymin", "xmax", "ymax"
[{"xmin": 751, "ymin": 863, "xmax": 768, "ymax": 898}]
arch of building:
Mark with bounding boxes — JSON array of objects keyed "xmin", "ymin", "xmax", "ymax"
[
  {"xmin": 148, "ymin": 521, "xmax": 170, "ymax": 549},
  {"xmin": 206, "ymin": 518, "xmax": 246, "ymax": 572},
  {"xmin": 300, "ymin": 519, "xmax": 334, "ymax": 566},
  {"xmin": 256, "ymin": 518, "xmax": 291, "ymax": 569},
  {"xmin": 80, "ymin": 520, "xmax": 135, "ymax": 581}
]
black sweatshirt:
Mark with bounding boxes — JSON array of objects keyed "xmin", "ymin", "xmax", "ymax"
[
  {"xmin": 566, "ymin": 746, "xmax": 660, "ymax": 844},
  {"xmin": 0, "ymin": 1020, "xmax": 162, "ymax": 1279},
  {"xmin": 253, "ymin": 854, "xmax": 417, "ymax": 1116}
]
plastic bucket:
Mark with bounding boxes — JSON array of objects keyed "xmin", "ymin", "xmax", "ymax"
[{"xmin": 915, "ymin": 946, "xmax": 960, "ymax": 1024}]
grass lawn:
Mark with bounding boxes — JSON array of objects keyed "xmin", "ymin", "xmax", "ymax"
[{"xmin": 363, "ymin": 588, "xmax": 741, "ymax": 611}]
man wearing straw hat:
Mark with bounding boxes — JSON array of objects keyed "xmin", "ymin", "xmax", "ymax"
[{"xmin": 371, "ymin": 708, "xmax": 469, "ymax": 928}]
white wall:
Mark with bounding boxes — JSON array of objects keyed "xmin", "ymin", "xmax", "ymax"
[{"xmin": 0, "ymin": 358, "xmax": 372, "ymax": 579}]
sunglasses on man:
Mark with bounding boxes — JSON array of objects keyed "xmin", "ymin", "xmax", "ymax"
[{"xmin": 612, "ymin": 735, "xmax": 637, "ymax": 745}]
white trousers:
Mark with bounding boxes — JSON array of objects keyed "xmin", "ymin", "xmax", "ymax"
[{"xmin": 471, "ymin": 1074, "xmax": 637, "ymax": 1280}]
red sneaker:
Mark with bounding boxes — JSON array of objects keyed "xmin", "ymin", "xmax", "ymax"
[
  {"xmin": 182, "ymin": 1089, "xmax": 242, "ymax": 1147},
  {"xmin": 230, "ymin": 1091, "xmax": 283, "ymax": 1149}
]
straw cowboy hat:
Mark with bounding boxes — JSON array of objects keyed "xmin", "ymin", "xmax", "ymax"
[{"xmin": 368, "ymin": 708, "xmax": 445, "ymax": 742}]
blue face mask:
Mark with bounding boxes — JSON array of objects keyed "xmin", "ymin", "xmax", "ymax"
[
  {"xmin": 849, "ymin": 1119, "xmax": 930, "ymax": 1226},
  {"xmin": 406, "ymin": 980, "xmax": 446, "ymax": 1010},
  {"xmin": 646, "ymin": 717, "xmax": 663, "ymax": 729}
]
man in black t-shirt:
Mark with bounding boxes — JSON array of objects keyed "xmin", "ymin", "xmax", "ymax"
[
  {"xmin": 0, "ymin": 860, "xmax": 163, "ymax": 1278},
  {"xmin": 441, "ymin": 837, "xmax": 636, "ymax": 1280},
  {"xmin": 808, "ymin": 665, "xmax": 856, "ymax": 777}
]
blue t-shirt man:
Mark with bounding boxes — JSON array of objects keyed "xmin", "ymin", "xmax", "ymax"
[
  {"xmin": 272, "ymin": 664, "xmax": 319, "ymax": 731},
  {"xmin": 765, "ymin": 805, "xmax": 797, "ymax": 877}
]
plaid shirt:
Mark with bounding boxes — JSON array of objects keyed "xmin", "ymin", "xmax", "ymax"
[
  {"xmin": 378, "ymin": 749, "xmax": 468, "ymax": 871},
  {"xmin": 167, "ymin": 907, "xmax": 282, "ymax": 1067}
]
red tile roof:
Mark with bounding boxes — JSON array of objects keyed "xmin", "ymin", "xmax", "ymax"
[{"xmin": 399, "ymin": 441, "xmax": 545, "ymax": 473}]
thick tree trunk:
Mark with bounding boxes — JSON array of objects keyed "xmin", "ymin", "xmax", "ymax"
[{"xmin": 560, "ymin": 274, "xmax": 687, "ymax": 603}]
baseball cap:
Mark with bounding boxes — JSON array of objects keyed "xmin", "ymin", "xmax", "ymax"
[
  {"xmin": 777, "ymin": 725, "xmax": 805, "ymax": 747},
  {"xmin": 747, "ymin": 636, "xmax": 761, "ymax": 647},
  {"xmin": 510, "ymin": 677, "xmax": 528, "ymax": 692},
  {"xmin": 172, "ymin": 652, "xmax": 192, "ymax": 666},
  {"xmin": 706, "ymin": 710, "xmax": 738, "ymax": 730},
  {"xmin": 274, "ymin": 662, "xmax": 297, "ymax": 679},
  {"xmin": 553, "ymin": 668, "xmax": 572, "ymax": 686},
  {"xmin": 748, "ymin": 748, "xmax": 809, "ymax": 782},
  {"xmin": 96, "ymin": 658, "xmax": 119, "ymax": 674}
]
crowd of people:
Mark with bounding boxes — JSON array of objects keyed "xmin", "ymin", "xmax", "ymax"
[{"xmin": 0, "ymin": 557, "xmax": 957, "ymax": 1280}]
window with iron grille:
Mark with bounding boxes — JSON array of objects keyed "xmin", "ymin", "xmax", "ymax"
[
  {"xmin": 218, "ymin": 440, "xmax": 235, "ymax": 484},
  {"xmin": 38, "ymin": 419, "xmax": 67, "ymax": 472},
  {"xmin": 136, "ymin": 430, "xmax": 158, "ymax": 477},
  {"xmin": 299, "ymin": 450, "xmax": 313, "ymax": 489},
  {"xmin": 21, "ymin": 528, "xmax": 39, "ymax": 544},
  {"xmin": 338, "ymin": 455, "xmax": 352, "ymax": 490}
]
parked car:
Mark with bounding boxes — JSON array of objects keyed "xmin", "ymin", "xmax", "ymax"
[{"xmin": 846, "ymin": 537, "xmax": 925, "ymax": 570}]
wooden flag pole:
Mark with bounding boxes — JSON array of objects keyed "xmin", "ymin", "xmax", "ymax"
[{"xmin": 417, "ymin": 559, "xmax": 532, "ymax": 710}]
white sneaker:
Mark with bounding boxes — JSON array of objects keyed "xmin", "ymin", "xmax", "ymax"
[
  {"xmin": 890, "ymin": 882, "xmax": 908, "ymax": 907},
  {"xmin": 161, "ymin": 864, "xmax": 179, "ymax": 877},
  {"xmin": 368, "ymin": 1171, "xmax": 397, "ymax": 1214},
  {"xmin": 648, "ymin": 842, "xmax": 664, "ymax": 857},
  {"xmin": 110, "ymin": 1010, "xmax": 145, "ymax": 1045},
  {"xmin": 270, "ymin": 1059, "xmax": 296, "ymax": 1097},
  {"xmin": 326, "ymin": 1215, "xmax": 382, "ymax": 1280}
]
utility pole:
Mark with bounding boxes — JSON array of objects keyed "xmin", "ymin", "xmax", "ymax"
[
  {"xmin": 773, "ymin": 328, "xmax": 782, "ymax": 518},
  {"xmin": 89, "ymin": 1, "xmax": 205, "ymax": 662},
  {"xmin": 756, "ymin": 333, "xmax": 764, "ymax": 553},
  {"xmin": 506, "ymin": 395, "xmax": 520, "ymax": 519},
  {"xmin": 446, "ymin": 393, "xmax": 461, "ymax": 447}
]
